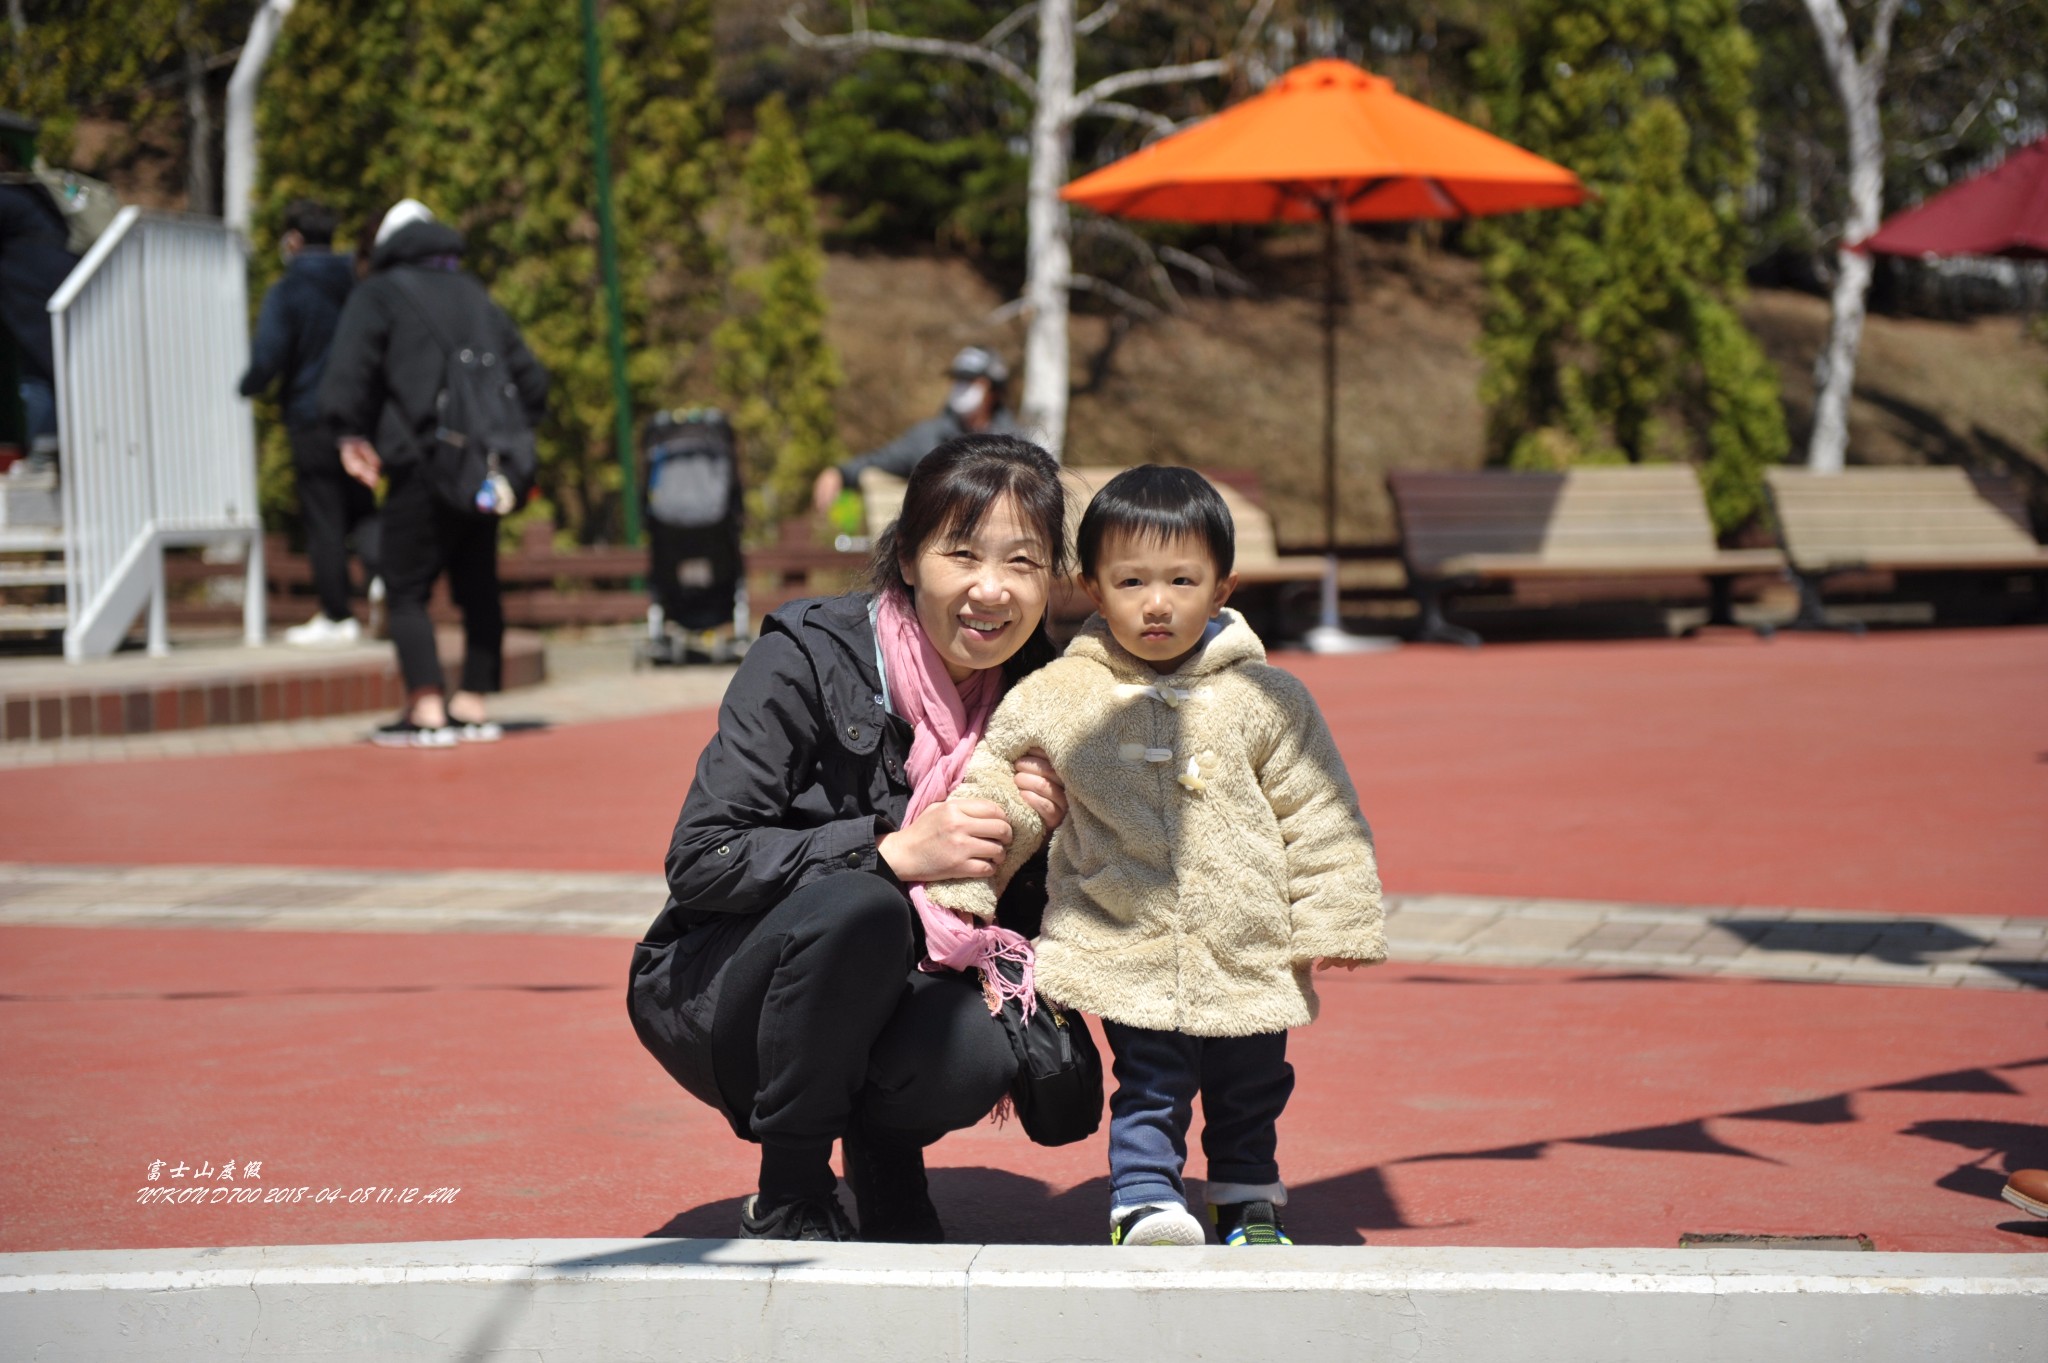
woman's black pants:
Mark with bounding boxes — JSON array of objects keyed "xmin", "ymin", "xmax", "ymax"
[
  {"xmin": 628, "ymin": 872, "xmax": 1017, "ymax": 1192},
  {"xmin": 380, "ymin": 468, "xmax": 502, "ymax": 695}
]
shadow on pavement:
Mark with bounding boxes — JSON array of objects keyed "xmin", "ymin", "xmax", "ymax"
[
  {"xmin": 645, "ymin": 1164, "xmax": 1424, "ymax": 1247},
  {"xmin": 638, "ymin": 1056, "xmax": 2045, "ymax": 1249},
  {"xmin": 1396, "ymin": 1055, "xmax": 2048, "ymax": 1219},
  {"xmin": 1710, "ymin": 918, "xmax": 2047, "ymax": 988}
]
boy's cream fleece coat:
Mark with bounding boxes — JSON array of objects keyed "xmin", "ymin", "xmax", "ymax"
[{"xmin": 927, "ymin": 609, "xmax": 1385, "ymax": 1037}]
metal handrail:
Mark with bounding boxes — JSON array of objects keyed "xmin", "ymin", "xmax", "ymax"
[{"xmin": 48, "ymin": 208, "xmax": 265, "ymax": 660}]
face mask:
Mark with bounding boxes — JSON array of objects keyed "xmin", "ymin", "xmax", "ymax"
[{"xmin": 948, "ymin": 379, "xmax": 987, "ymax": 418}]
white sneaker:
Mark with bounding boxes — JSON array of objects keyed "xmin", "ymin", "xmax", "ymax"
[
  {"xmin": 1111, "ymin": 1203, "xmax": 1207, "ymax": 1246},
  {"xmin": 284, "ymin": 614, "xmax": 361, "ymax": 647}
]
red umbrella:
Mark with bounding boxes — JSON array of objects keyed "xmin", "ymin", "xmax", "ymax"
[
  {"xmin": 1063, "ymin": 59, "xmax": 1586, "ymax": 650},
  {"xmin": 1858, "ymin": 136, "xmax": 2048, "ymax": 259}
]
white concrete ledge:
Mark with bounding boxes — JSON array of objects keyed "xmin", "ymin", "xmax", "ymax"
[{"xmin": 4, "ymin": 1239, "xmax": 2043, "ymax": 1362}]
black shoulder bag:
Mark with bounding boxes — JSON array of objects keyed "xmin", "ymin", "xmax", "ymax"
[
  {"xmin": 983, "ymin": 956, "xmax": 1103, "ymax": 1147},
  {"xmin": 392, "ymin": 272, "xmax": 538, "ymax": 518}
]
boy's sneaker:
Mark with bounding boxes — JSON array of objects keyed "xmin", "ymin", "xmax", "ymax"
[
  {"xmin": 451, "ymin": 720, "xmax": 503, "ymax": 743},
  {"xmin": 1110, "ymin": 1203, "xmax": 1206, "ymax": 1246},
  {"xmin": 1211, "ymin": 1199, "xmax": 1293, "ymax": 1246},
  {"xmin": 370, "ymin": 719, "xmax": 457, "ymax": 750},
  {"xmin": 739, "ymin": 1192, "xmax": 857, "ymax": 1242}
]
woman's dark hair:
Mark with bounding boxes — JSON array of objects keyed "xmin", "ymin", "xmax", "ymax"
[
  {"xmin": 1076, "ymin": 464, "xmax": 1235, "ymax": 580},
  {"xmin": 869, "ymin": 433, "xmax": 1071, "ymax": 682}
]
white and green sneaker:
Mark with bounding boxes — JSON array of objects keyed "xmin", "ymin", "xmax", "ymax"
[{"xmin": 1211, "ymin": 1199, "xmax": 1293, "ymax": 1246}]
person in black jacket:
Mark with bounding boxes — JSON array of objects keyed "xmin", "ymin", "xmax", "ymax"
[
  {"xmin": 0, "ymin": 134, "xmax": 78, "ymax": 460},
  {"xmin": 318, "ymin": 200, "xmax": 547, "ymax": 747},
  {"xmin": 240, "ymin": 198, "xmax": 374, "ymax": 646},
  {"xmin": 809, "ymin": 346, "xmax": 1021, "ymax": 514},
  {"xmin": 630, "ymin": 435, "xmax": 1072, "ymax": 1242}
]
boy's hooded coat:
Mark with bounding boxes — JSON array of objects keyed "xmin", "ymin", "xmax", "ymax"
[{"xmin": 927, "ymin": 609, "xmax": 1385, "ymax": 1037}]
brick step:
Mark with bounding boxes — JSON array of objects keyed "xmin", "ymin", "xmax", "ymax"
[{"xmin": 0, "ymin": 629, "xmax": 546, "ymax": 743}]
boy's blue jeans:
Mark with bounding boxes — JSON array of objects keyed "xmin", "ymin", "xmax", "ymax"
[{"xmin": 1100, "ymin": 1020, "xmax": 1294, "ymax": 1212}]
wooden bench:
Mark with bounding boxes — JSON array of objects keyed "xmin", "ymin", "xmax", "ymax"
[
  {"xmin": 166, "ymin": 519, "xmax": 867, "ymax": 633},
  {"xmin": 858, "ymin": 465, "xmax": 1327, "ymax": 639},
  {"xmin": 1764, "ymin": 467, "xmax": 2048, "ymax": 632},
  {"xmin": 1387, "ymin": 466, "xmax": 1787, "ymax": 646}
]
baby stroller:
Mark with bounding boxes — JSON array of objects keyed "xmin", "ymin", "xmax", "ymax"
[{"xmin": 636, "ymin": 408, "xmax": 748, "ymax": 666}]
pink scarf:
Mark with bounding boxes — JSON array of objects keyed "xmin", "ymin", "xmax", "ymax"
[{"xmin": 875, "ymin": 590, "xmax": 1038, "ymax": 1017}]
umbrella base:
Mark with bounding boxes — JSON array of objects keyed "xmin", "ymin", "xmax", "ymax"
[
  {"xmin": 1307, "ymin": 557, "xmax": 1401, "ymax": 654},
  {"xmin": 1303, "ymin": 623, "xmax": 1402, "ymax": 655}
]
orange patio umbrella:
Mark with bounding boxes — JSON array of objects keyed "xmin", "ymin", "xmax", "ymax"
[{"xmin": 1063, "ymin": 58, "xmax": 1587, "ymax": 649}]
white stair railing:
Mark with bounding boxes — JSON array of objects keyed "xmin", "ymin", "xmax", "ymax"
[{"xmin": 49, "ymin": 207, "xmax": 265, "ymax": 661}]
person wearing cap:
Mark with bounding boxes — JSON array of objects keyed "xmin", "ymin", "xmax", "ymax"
[
  {"xmin": 319, "ymin": 198, "xmax": 548, "ymax": 748},
  {"xmin": 811, "ymin": 346, "xmax": 1020, "ymax": 514}
]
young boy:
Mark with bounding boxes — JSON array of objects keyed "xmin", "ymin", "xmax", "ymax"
[{"xmin": 926, "ymin": 464, "xmax": 1385, "ymax": 1247}]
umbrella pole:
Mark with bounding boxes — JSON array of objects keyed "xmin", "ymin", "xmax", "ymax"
[
  {"xmin": 1306, "ymin": 196, "xmax": 1396, "ymax": 654},
  {"xmin": 1322, "ymin": 199, "xmax": 1340, "ymax": 627}
]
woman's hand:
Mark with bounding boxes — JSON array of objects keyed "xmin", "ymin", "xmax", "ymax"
[
  {"xmin": 1013, "ymin": 748, "xmax": 1068, "ymax": 830},
  {"xmin": 878, "ymin": 797, "xmax": 1013, "ymax": 883}
]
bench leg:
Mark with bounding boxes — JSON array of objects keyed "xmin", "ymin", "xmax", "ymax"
[
  {"xmin": 1783, "ymin": 571, "xmax": 1866, "ymax": 635},
  {"xmin": 1689, "ymin": 575, "xmax": 1775, "ymax": 640},
  {"xmin": 1414, "ymin": 579, "xmax": 1481, "ymax": 647}
]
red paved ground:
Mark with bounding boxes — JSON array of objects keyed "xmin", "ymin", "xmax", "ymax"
[
  {"xmin": 3, "ymin": 925, "xmax": 2042, "ymax": 1254},
  {"xmin": 13, "ymin": 628, "xmax": 2046, "ymax": 916}
]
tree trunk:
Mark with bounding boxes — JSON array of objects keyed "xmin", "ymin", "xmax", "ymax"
[
  {"xmin": 1802, "ymin": 0, "xmax": 1897, "ymax": 474},
  {"xmin": 179, "ymin": 1, "xmax": 217, "ymax": 216},
  {"xmin": 1019, "ymin": 0, "xmax": 1075, "ymax": 459},
  {"xmin": 7, "ymin": 0, "xmax": 24, "ymax": 101}
]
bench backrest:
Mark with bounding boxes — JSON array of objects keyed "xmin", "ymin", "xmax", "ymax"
[
  {"xmin": 1388, "ymin": 466, "xmax": 1721, "ymax": 574},
  {"xmin": 860, "ymin": 465, "xmax": 1286, "ymax": 567},
  {"xmin": 1763, "ymin": 468, "xmax": 2038, "ymax": 569}
]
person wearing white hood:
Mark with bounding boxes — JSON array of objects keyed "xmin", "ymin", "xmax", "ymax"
[{"xmin": 319, "ymin": 199, "xmax": 549, "ymax": 748}]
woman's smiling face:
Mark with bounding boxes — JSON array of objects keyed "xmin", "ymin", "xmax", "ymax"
[{"xmin": 900, "ymin": 493, "xmax": 1052, "ymax": 681}]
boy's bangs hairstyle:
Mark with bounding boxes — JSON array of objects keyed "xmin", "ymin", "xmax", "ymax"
[{"xmin": 1078, "ymin": 464, "xmax": 1235, "ymax": 580}]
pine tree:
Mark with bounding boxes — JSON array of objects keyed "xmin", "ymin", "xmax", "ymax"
[
  {"xmin": 712, "ymin": 94, "xmax": 848, "ymax": 525},
  {"xmin": 251, "ymin": 0, "xmax": 720, "ymax": 540},
  {"xmin": 1472, "ymin": 0, "xmax": 1787, "ymax": 533}
]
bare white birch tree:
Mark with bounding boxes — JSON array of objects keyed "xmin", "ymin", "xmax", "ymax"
[
  {"xmin": 786, "ymin": 0, "xmax": 1273, "ymax": 458},
  {"xmin": 1799, "ymin": 0, "xmax": 1905, "ymax": 474}
]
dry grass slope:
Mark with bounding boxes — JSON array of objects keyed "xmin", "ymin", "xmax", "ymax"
[{"xmin": 823, "ymin": 247, "xmax": 2048, "ymax": 547}]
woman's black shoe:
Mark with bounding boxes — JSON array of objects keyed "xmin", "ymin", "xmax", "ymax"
[
  {"xmin": 842, "ymin": 1128, "xmax": 944, "ymax": 1243},
  {"xmin": 738, "ymin": 1192, "xmax": 857, "ymax": 1241}
]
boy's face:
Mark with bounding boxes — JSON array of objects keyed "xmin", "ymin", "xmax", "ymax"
[{"xmin": 1082, "ymin": 530, "xmax": 1238, "ymax": 674}]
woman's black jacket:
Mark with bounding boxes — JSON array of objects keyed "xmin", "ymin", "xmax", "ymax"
[{"xmin": 644, "ymin": 592, "xmax": 1046, "ymax": 948}]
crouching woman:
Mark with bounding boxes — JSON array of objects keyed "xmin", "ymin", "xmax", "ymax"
[{"xmin": 627, "ymin": 434, "xmax": 1071, "ymax": 1242}]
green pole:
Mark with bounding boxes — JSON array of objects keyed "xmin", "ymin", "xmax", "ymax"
[{"xmin": 579, "ymin": 0, "xmax": 640, "ymax": 545}]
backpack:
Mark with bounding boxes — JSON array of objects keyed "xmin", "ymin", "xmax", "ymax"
[
  {"xmin": 645, "ymin": 408, "xmax": 739, "ymax": 529},
  {"xmin": 393, "ymin": 272, "xmax": 537, "ymax": 518},
  {"xmin": 0, "ymin": 166, "xmax": 122, "ymax": 254}
]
